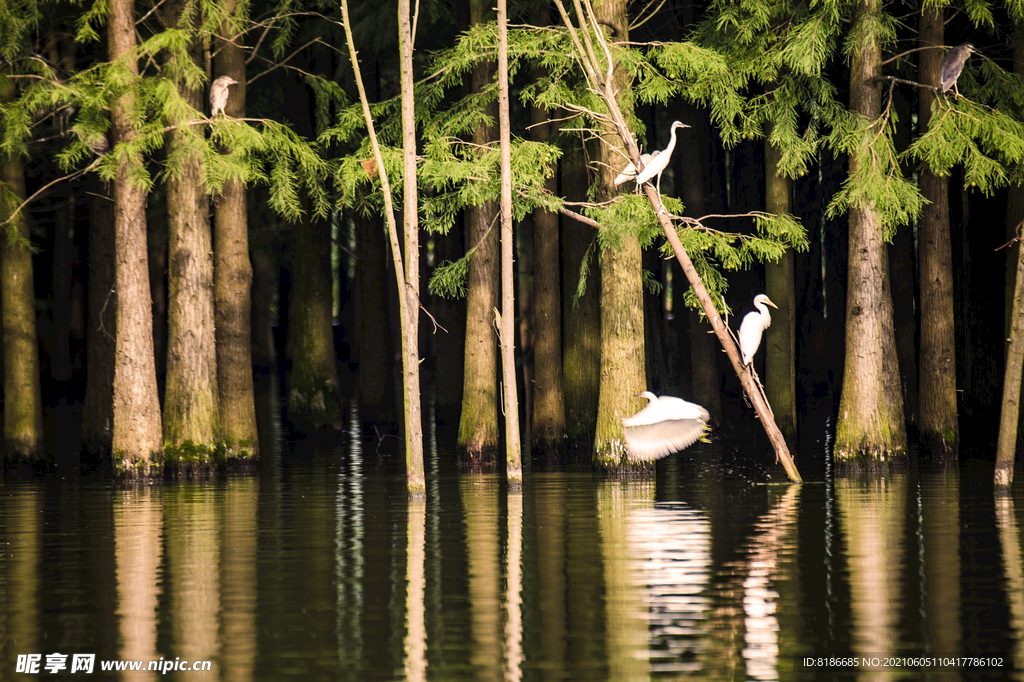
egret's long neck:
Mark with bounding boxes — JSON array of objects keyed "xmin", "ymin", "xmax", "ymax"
[
  {"xmin": 758, "ymin": 302, "xmax": 771, "ymax": 325},
  {"xmin": 664, "ymin": 127, "xmax": 678, "ymax": 156}
]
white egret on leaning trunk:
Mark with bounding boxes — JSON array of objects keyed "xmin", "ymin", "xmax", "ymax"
[
  {"xmin": 738, "ymin": 294, "xmax": 778, "ymax": 366},
  {"xmin": 634, "ymin": 120, "xmax": 689, "ymax": 195},
  {"xmin": 614, "ymin": 151, "xmax": 659, "ymax": 188},
  {"xmin": 622, "ymin": 391, "xmax": 710, "ymax": 461}
]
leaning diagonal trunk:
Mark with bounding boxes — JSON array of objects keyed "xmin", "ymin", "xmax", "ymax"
[
  {"xmin": 214, "ymin": 0, "xmax": 259, "ymax": 464},
  {"xmin": 109, "ymin": 0, "xmax": 163, "ymax": 474},
  {"xmin": 834, "ymin": 0, "xmax": 907, "ymax": 462},
  {"xmin": 917, "ymin": 6, "xmax": 958, "ymax": 457}
]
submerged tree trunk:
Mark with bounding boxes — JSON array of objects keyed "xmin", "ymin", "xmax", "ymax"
[
  {"xmin": 0, "ymin": 103, "xmax": 45, "ymax": 467},
  {"xmin": 561, "ymin": 149, "xmax": 601, "ymax": 455},
  {"xmin": 834, "ymin": 0, "xmax": 907, "ymax": 463},
  {"xmin": 918, "ymin": 7, "xmax": 958, "ymax": 457},
  {"xmin": 457, "ymin": 0, "xmax": 500, "ymax": 464},
  {"xmin": 163, "ymin": 0, "xmax": 219, "ymax": 466},
  {"xmin": 82, "ymin": 178, "xmax": 116, "ymax": 464},
  {"xmin": 529, "ymin": 82, "xmax": 565, "ymax": 457},
  {"xmin": 109, "ymin": 0, "xmax": 163, "ymax": 475},
  {"xmin": 764, "ymin": 130, "xmax": 797, "ymax": 440},
  {"xmin": 214, "ymin": 0, "xmax": 258, "ymax": 464},
  {"xmin": 591, "ymin": 0, "xmax": 645, "ymax": 468},
  {"xmin": 287, "ymin": 211, "xmax": 343, "ymax": 432}
]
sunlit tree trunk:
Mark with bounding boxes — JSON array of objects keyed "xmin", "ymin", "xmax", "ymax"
[
  {"xmin": 0, "ymin": 77, "xmax": 45, "ymax": 467},
  {"xmin": 561, "ymin": 149, "xmax": 601, "ymax": 454},
  {"xmin": 764, "ymin": 129, "xmax": 797, "ymax": 439},
  {"xmin": 834, "ymin": 0, "xmax": 907, "ymax": 462},
  {"xmin": 918, "ymin": 7, "xmax": 958, "ymax": 457},
  {"xmin": 109, "ymin": 0, "xmax": 163, "ymax": 474},
  {"xmin": 82, "ymin": 178, "xmax": 116, "ymax": 463},
  {"xmin": 214, "ymin": 0, "xmax": 258, "ymax": 464},
  {"xmin": 457, "ymin": 0, "xmax": 500, "ymax": 465},
  {"xmin": 592, "ymin": 0, "xmax": 645, "ymax": 468}
]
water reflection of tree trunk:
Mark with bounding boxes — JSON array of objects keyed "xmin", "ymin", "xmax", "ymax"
[
  {"xmin": 836, "ymin": 476, "xmax": 906, "ymax": 678},
  {"xmin": 337, "ymin": 425, "xmax": 364, "ymax": 673},
  {"xmin": 995, "ymin": 493, "xmax": 1024, "ymax": 682},
  {"xmin": 404, "ymin": 497, "xmax": 426, "ymax": 682},
  {"xmin": 462, "ymin": 475, "xmax": 501, "ymax": 682},
  {"xmin": 221, "ymin": 479, "xmax": 258, "ymax": 681},
  {"xmin": 599, "ymin": 479, "xmax": 652, "ymax": 681},
  {"xmin": 743, "ymin": 485, "xmax": 800, "ymax": 681},
  {"xmin": 505, "ymin": 491, "xmax": 523, "ymax": 681},
  {"xmin": 921, "ymin": 472, "xmax": 961, "ymax": 680},
  {"xmin": 534, "ymin": 476, "xmax": 566, "ymax": 681},
  {"xmin": 115, "ymin": 489, "xmax": 162, "ymax": 682},
  {"xmin": 167, "ymin": 488, "xmax": 220, "ymax": 679}
]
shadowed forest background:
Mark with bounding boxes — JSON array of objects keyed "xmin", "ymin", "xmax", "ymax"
[{"xmin": 2, "ymin": 0, "xmax": 1024, "ymax": 481}]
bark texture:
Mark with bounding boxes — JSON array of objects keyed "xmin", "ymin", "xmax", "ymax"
[
  {"xmin": 163, "ymin": 0, "xmax": 219, "ymax": 464},
  {"xmin": 764, "ymin": 132, "xmax": 797, "ymax": 439},
  {"xmin": 835, "ymin": 0, "xmax": 907, "ymax": 462},
  {"xmin": 0, "ymin": 115, "xmax": 45, "ymax": 466},
  {"xmin": 109, "ymin": 0, "xmax": 164, "ymax": 475},
  {"xmin": 918, "ymin": 7, "xmax": 958, "ymax": 456},
  {"xmin": 591, "ymin": 0, "xmax": 646, "ymax": 468},
  {"xmin": 214, "ymin": 0, "xmax": 258, "ymax": 463},
  {"xmin": 457, "ymin": 0, "xmax": 500, "ymax": 464}
]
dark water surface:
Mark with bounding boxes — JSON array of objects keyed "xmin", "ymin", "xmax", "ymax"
[{"xmin": 2, "ymin": 426, "xmax": 1024, "ymax": 681}]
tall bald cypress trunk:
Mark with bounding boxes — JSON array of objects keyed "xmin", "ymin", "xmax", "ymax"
[
  {"xmin": 214, "ymin": 0, "xmax": 258, "ymax": 464},
  {"xmin": 0, "ymin": 77, "xmax": 45, "ymax": 467},
  {"xmin": 109, "ymin": 0, "xmax": 163, "ymax": 475},
  {"xmin": 591, "ymin": 0, "xmax": 645, "ymax": 468},
  {"xmin": 764, "ymin": 128, "xmax": 797, "ymax": 440},
  {"xmin": 917, "ymin": 7, "xmax": 958, "ymax": 457},
  {"xmin": 162, "ymin": 0, "xmax": 219, "ymax": 466},
  {"xmin": 457, "ymin": 0, "xmax": 500, "ymax": 464},
  {"xmin": 834, "ymin": 0, "xmax": 907, "ymax": 462}
]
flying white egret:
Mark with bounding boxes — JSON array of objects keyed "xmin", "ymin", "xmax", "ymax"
[
  {"xmin": 622, "ymin": 391, "xmax": 710, "ymax": 461},
  {"xmin": 633, "ymin": 120, "xmax": 690, "ymax": 195},
  {"xmin": 210, "ymin": 75, "xmax": 238, "ymax": 117},
  {"xmin": 738, "ymin": 294, "xmax": 778, "ymax": 366},
  {"xmin": 940, "ymin": 43, "xmax": 980, "ymax": 97},
  {"xmin": 614, "ymin": 151, "xmax": 659, "ymax": 188}
]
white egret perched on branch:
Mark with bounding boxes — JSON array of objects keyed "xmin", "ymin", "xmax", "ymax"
[
  {"xmin": 210, "ymin": 75, "xmax": 238, "ymax": 117},
  {"xmin": 634, "ymin": 120, "xmax": 689, "ymax": 195},
  {"xmin": 738, "ymin": 294, "xmax": 778, "ymax": 367},
  {"xmin": 614, "ymin": 151, "xmax": 659, "ymax": 188},
  {"xmin": 622, "ymin": 391, "xmax": 710, "ymax": 461},
  {"xmin": 940, "ymin": 43, "xmax": 980, "ymax": 98}
]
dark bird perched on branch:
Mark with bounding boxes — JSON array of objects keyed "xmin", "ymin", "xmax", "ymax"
[
  {"xmin": 940, "ymin": 43, "xmax": 980, "ymax": 98},
  {"xmin": 210, "ymin": 76, "xmax": 238, "ymax": 117}
]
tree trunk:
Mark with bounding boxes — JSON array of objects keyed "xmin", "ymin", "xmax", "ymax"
[
  {"xmin": 397, "ymin": 0, "xmax": 425, "ymax": 493},
  {"xmin": 457, "ymin": 0, "xmax": 500, "ymax": 464},
  {"xmin": 109, "ymin": 0, "xmax": 163, "ymax": 475},
  {"xmin": 764, "ymin": 129, "xmax": 797, "ymax": 439},
  {"xmin": 591, "ymin": 0, "xmax": 646, "ymax": 468},
  {"xmin": 0, "ymin": 108, "xmax": 45, "ymax": 467},
  {"xmin": 354, "ymin": 211, "xmax": 393, "ymax": 426},
  {"xmin": 496, "ymin": 0, "xmax": 522, "ymax": 483},
  {"xmin": 561, "ymin": 148, "xmax": 601, "ymax": 455},
  {"xmin": 918, "ymin": 7, "xmax": 958, "ymax": 457},
  {"xmin": 82, "ymin": 177, "xmax": 116, "ymax": 464},
  {"xmin": 834, "ymin": 0, "xmax": 907, "ymax": 462},
  {"xmin": 287, "ymin": 211, "xmax": 343, "ymax": 432},
  {"xmin": 214, "ymin": 0, "xmax": 258, "ymax": 464},
  {"xmin": 51, "ymin": 199, "xmax": 74, "ymax": 383},
  {"xmin": 529, "ymin": 82, "xmax": 565, "ymax": 457},
  {"xmin": 163, "ymin": 0, "xmax": 219, "ymax": 465}
]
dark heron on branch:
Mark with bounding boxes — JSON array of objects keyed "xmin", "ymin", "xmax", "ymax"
[
  {"xmin": 210, "ymin": 76, "xmax": 238, "ymax": 117},
  {"xmin": 940, "ymin": 43, "xmax": 980, "ymax": 98}
]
